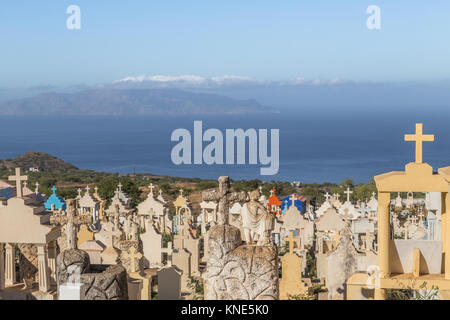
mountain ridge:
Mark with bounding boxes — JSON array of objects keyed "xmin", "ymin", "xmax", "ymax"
[{"xmin": 0, "ymin": 88, "xmax": 278, "ymax": 116}]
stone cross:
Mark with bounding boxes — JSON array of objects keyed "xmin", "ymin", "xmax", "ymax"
[
  {"xmin": 404, "ymin": 123, "xmax": 434, "ymax": 164},
  {"xmin": 371, "ymin": 192, "xmax": 376, "ymax": 199},
  {"xmin": 35, "ymin": 182, "xmax": 40, "ymax": 194},
  {"xmin": 149, "ymin": 183, "xmax": 155, "ymax": 195},
  {"xmin": 259, "ymin": 186, "xmax": 263, "ymax": 193},
  {"xmin": 123, "ymin": 246, "xmax": 143, "ymax": 274},
  {"xmin": 401, "ymin": 223, "xmax": 409, "ymax": 240},
  {"xmin": 270, "ymin": 188, "xmax": 274, "ymax": 196},
  {"xmin": 77, "ymin": 188, "xmax": 82, "ymax": 198},
  {"xmin": 417, "ymin": 207, "xmax": 425, "ymax": 222},
  {"xmin": 85, "ymin": 185, "xmax": 90, "ymax": 194},
  {"xmin": 361, "ymin": 229, "xmax": 375, "ymax": 253},
  {"xmin": 9, "ymin": 167, "xmax": 28, "ymax": 198},
  {"xmin": 325, "ymin": 192, "xmax": 331, "ymax": 201},
  {"xmin": 50, "ymin": 199, "xmax": 92, "ymax": 247},
  {"xmin": 344, "ymin": 187, "xmax": 353, "ymax": 203},
  {"xmin": 284, "ymin": 231, "xmax": 296, "ymax": 254},
  {"xmin": 179, "ymin": 188, "xmax": 184, "ymax": 196},
  {"xmin": 113, "ymin": 205, "xmax": 120, "ymax": 230},
  {"xmin": 66, "ymin": 202, "xmax": 77, "ymax": 250},
  {"xmin": 392, "ymin": 212, "xmax": 398, "ymax": 222},
  {"xmin": 161, "ymin": 242, "xmax": 173, "ymax": 267},
  {"xmin": 201, "ymin": 176, "xmax": 247, "ymax": 225},
  {"xmin": 118, "ymin": 182, "xmax": 123, "ymax": 192}
]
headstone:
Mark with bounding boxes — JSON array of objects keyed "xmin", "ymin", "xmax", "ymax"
[
  {"xmin": 172, "ymin": 248, "xmax": 191, "ymax": 292},
  {"xmin": 157, "ymin": 266, "xmax": 182, "ymax": 300},
  {"xmin": 141, "ymin": 221, "xmax": 163, "ymax": 268},
  {"xmin": 79, "ymin": 240, "xmax": 105, "ymax": 264}
]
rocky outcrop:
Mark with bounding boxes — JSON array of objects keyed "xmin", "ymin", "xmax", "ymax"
[
  {"xmin": 18, "ymin": 244, "xmax": 38, "ymax": 287},
  {"xmin": 80, "ymin": 265, "xmax": 128, "ymax": 300},
  {"xmin": 56, "ymin": 248, "xmax": 128, "ymax": 300},
  {"xmin": 204, "ymin": 224, "xmax": 279, "ymax": 300}
]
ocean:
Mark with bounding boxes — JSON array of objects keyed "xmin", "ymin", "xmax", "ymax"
[{"xmin": 0, "ymin": 110, "xmax": 448, "ymax": 183}]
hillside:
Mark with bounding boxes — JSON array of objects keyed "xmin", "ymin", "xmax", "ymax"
[
  {"xmin": 0, "ymin": 152, "xmax": 78, "ymax": 173},
  {"xmin": 0, "ymin": 88, "xmax": 278, "ymax": 116}
]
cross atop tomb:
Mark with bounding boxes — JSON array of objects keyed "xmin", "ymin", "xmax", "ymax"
[
  {"xmin": 122, "ymin": 246, "xmax": 143, "ymax": 274},
  {"xmin": 149, "ymin": 183, "xmax": 155, "ymax": 195},
  {"xmin": 284, "ymin": 231, "xmax": 296, "ymax": 254},
  {"xmin": 179, "ymin": 188, "xmax": 184, "ymax": 196},
  {"xmin": 201, "ymin": 176, "xmax": 247, "ymax": 225},
  {"xmin": 77, "ymin": 188, "xmax": 82, "ymax": 198},
  {"xmin": 392, "ymin": 212, "xmax": 398, "ymax": 221},
  {"xmin": 118, "ymin": 182, "xmax": 123, "ymax": 192},
  {"xmin": 290, "ymin": 194, "xmax": 296, "ymax": 207},
  {"xmin": 361, "ymin": 229, "xmax": 375, "ymax": 253},
  {"xmin": 404, "ymin": 123, "xmax": 434, "ymax": 164},
  {"xmin": 35, "ymin": 182, "xmax": 40, "ymax": 194},
  {"xmin": 371, "ymin": 192, "xmax": 376, "ymax": 199},
  {"xmin": 51, "ymin": 186, "xmax": 57, "ymax": 194},
  {"xmin": 85, "ymin": 185, "xmax": 90, "ymax": 193},
  {"xmin": 270, "ymin": 188, "xmax": 274, "ymax": 196},
  {"xmin": 9, "ymin": 167, "xmax": 28, "ymax": 198},
  {"xmin": 417, "ymin": 207, "xmax": 425, "ymax": 222},
  {"xmin": 344, "ymin": 187, "xmax": 353, "ymax": 202},
  {"xmin": 325, "ymin": 192, "xmax": 331, "ymax": 201},
  {"xmin": 162, "ymin": 242, "xmax": 173, "ymax": 266}
]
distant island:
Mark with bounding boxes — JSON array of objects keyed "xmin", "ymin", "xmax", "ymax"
[{"xmin": 0, "ymin": 88, "xmax": 278, "ymax": 116}]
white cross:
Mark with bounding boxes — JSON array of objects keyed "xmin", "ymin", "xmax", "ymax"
[
  {"xmin": 9, "ymin": 168, "xmax": 28, "ymax": 198},
  {"xmin": 371, "ymin": 192, "xmax": 376, "ymax": 199},
  {"xmin": 325, "ymin": 192, "xmax": 331, "ymax": 201},
  {"xmin": 77, "ymin": 188, "xmax": 82, "ymax": 197},
  {"xmin": 149, "ymin": 183, "xmax": 155, "ymax": 195},
  {"xmin": 85, "ymin": 185, "xmax": 90, "ymax": 193},
  {"xmin": 35, "ymin": 182, "xmax": 40, "ymax": 194},
  {"xmin": 118, "ymin": 182, "xmax": 123, "ymax": 192},
  {"xmin": 344, "ymin": 187, "xmax": 353, "ymax": 202}
]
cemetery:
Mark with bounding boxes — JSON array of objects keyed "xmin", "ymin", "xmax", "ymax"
[{"xmin": 0, "ymin": 123, "xmax": 448, "ymax": 300}]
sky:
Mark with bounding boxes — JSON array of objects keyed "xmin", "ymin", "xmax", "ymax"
[{"xmin": 1, "ymin": 1, "xmax": 450, "ymax": 87}]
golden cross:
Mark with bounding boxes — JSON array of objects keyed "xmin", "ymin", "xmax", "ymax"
[
  {"xmin": 284, "ymin": 231, "xmax": 296, "ymax": 254},
  {"xmin": 404, "ymin": 123, "xmax": 434, "ymax": 164}
]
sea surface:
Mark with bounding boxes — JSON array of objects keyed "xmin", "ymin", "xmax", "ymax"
[{"xmin": 0, "ymin": 110, "xmax": 448, "ymax": 183}]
